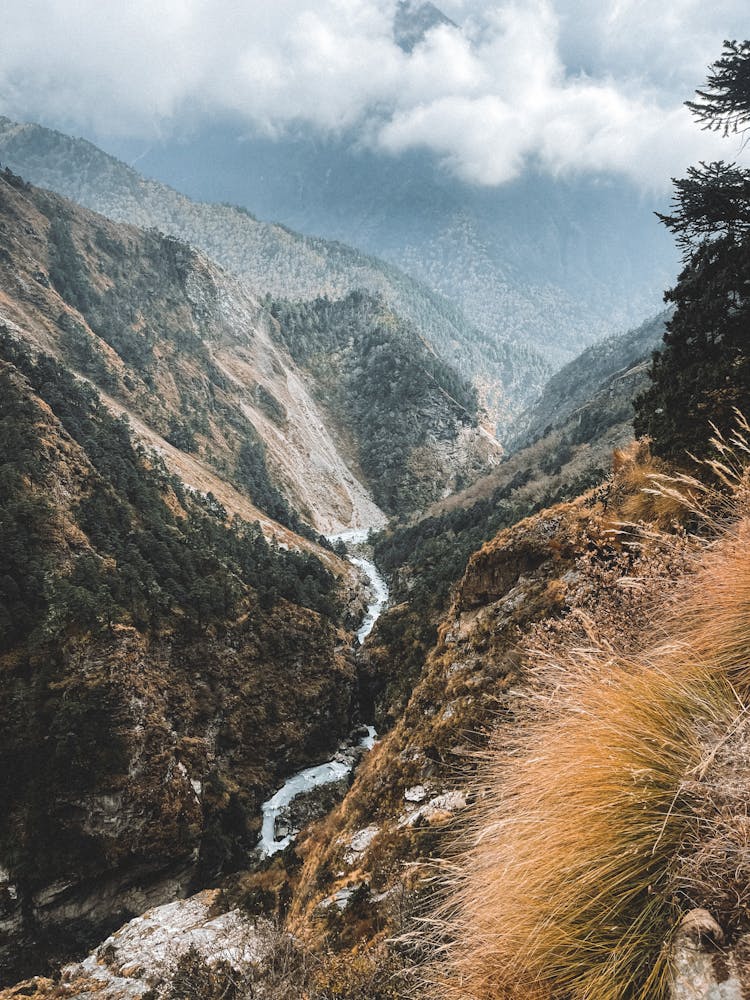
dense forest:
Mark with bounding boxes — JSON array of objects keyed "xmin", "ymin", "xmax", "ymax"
[
  {"xmin": 270, "ymin": 291, "xmax": 483, "ymax": 515},
  {"xmin": 0, "ymin": 329, "xmax": 340, "ymax": 651}
]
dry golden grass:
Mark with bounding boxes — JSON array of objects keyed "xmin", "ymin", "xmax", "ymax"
[
  {"xmin": 431, "ymin": 431, "xmax": 750, "ymax": 1000},
  {"xmin": 432, "ymin": 657, "xmax": 740, "ymax": 1000},
  {"xmin": 666, "ymin": 518, "xmax": 750, "ymax": 689},
  {"xmin": 607, "ymin": 439, "xmax": 689, "ymax": 527}
]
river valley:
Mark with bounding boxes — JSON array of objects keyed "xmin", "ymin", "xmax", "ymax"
[{"xmin": 256, "ymin": 528, "xmax": 389, "ymax": 856}]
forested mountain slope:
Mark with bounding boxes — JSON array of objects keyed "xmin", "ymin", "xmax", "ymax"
[
  {"xmin": 0, "ymin": 331, "xmax": 357, "ymax": 982},
  {"xmin": 267, "ymin": 293, "xmax": 494, "ymax": 515},
  {"xmin": 0, "ymin": 117, "xmax": 549, "ymax": 425},
  {"xmin": 509, "ymin": 311, "xmax": 669, "ymax": 451},
  {"xmin": 100, "ymin": 122, "xmax": 676, "ymax": 370},
  {"xmin": 0, "ymin": 169, "xmax": 494, "ymax": 529}
]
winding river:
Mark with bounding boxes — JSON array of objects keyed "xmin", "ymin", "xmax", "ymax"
[
  {"xmin": 334, "ymin": 528, "xmax": 390, "ymax": 644},
  {"xmin": 258, "ymin": 529, "xmax": 389, "ymax": 857}
]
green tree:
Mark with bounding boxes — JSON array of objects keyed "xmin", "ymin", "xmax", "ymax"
[
  {"xmin": 687, "ymin": 39, "xmax": 750, "ymax": 137},
  {"xmin": 635, "ymin": 41, "xmax": 750, "ymax": 460}
]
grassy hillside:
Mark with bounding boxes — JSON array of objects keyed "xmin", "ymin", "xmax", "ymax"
[{"xmin": 434, "ymin": 456, "xmax": 750, "ymax": 998}]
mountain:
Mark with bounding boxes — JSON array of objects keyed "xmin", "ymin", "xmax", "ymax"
[
  {"xmin": 0, "ymin": 166, "xmax": 501, "ymax": 976},
  {"xmin": 393, "ymin": 1, "xmax": 457, "ymax": 52},
  {"xmin": 6, "ymin": 31, "xmax": 750, "ymax": 1000},
  {"xmin": 0, "ymin": 117, "xmax": 549, "ymax": 427},
  {"xmin": 82, "ymin": 127, "xmax": 678, "ymax": 371},
  {"xmin": 0, "ymin": 168, "xmax": 496, "ymax": 530}
]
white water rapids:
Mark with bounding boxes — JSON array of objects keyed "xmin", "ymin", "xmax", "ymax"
[
  {"xmin": 257, "ymin": 529, "xmax": 388, "ymax": 857},
  {"xmin": 327, "ymin": 526, "xmax": 390, "ymax": 644},
  {"xmin": 257, "ymin": 726, "xmax": 377, "ymax": 857}
]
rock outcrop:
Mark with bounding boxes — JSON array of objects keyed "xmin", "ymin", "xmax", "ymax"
[
  {"xmin": 0, "ymin": 890, "xmax": 265, "ymax": 1000},
  {"xmin": 671, "ymin": 910, "xmax": 745, "ymax": 1000}
]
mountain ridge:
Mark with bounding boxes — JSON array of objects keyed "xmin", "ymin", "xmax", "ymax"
[
  {"xmin": 0, "ymin": 167, "xmax": 495, "ymax": 532},
  {"xmin": 94, "ymin": 121, "xmax": 678, "ymax": 370},
  {"xmin": 0, "ymin": 117, "xmax": 549, "ymax": 428}
]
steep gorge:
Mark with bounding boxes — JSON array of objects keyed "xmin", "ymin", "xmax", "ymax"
[
  {"xmin": 0, "ymin": 167, "xmax": 496, "ymax": 983},
  {"xmin": 4, "ymin": 35, "xmax": 750, "ymax": 997},
  {"xmin": 0, "ymin": 166, "xmax": 675, "ymax": 993}
]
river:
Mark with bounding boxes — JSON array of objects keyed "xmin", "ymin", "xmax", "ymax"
[{"xmin": 257, "ymin": 529, "xmax": 389, "ymax": 857}]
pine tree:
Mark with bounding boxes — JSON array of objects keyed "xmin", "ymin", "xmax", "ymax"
[{"xmin": 635, "ymin": 41, "xmax": 750, "ymax": 461}]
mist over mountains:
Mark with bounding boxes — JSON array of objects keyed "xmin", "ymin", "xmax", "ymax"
[
  {"xmin": 102, "ymin": 124, "xmax": 678, "ymax": 366},
  {"xmin": 394, "ymin": 1, "xmax": 458, "ymax": 52},
  {"xmin": 0, "ymin": 0, "xmax": 703, "ymax": 381}
]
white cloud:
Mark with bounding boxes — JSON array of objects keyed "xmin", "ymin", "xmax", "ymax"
[{"xmin": 0, "ymin": 0, "xmax": 747, "ymax": 188}]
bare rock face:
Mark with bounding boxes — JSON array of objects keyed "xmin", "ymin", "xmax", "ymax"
[
  {"xmin": 671, "ymin": 910, "xmax": 744, "ymax": 999},
  {"xmin": 0, "ymin": 890, "xmax": 265, "ymax": 1000}
]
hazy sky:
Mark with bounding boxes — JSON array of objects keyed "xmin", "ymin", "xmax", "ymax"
[{"xmin": 1, "ymin": 0, "xmax": 748, "ymax": 190}]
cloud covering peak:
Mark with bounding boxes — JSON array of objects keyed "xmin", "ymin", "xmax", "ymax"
[{"xmin": 0, "ymin": 0, "xmax": 747, "ymax": 189}]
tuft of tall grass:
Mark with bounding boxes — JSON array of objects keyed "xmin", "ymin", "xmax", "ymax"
[
  {"xmin": 608, "ymin": 439, "xmax": 689, "ymax": 527},
  {"xmin": 668, "ymin": 518, "xmax": 750, "ymax": 692},
  {"xmin": 432, "ymin": 655, "xmax": 741, "ymax": 1000}
]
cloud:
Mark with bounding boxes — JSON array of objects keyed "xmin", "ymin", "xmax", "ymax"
[{"xmin": 0, "ymin": 0, "xmax": 747, "ymax": 188}]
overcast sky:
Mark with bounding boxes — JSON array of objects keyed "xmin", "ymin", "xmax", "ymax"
[{"xmin": 1, "ymin": 0, "xmax": 748, "ymax": 190}]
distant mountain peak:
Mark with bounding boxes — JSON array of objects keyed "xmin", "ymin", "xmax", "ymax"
[{"xmin": 393, "ymin": 1, "xmax": 458, "ymax": 53}]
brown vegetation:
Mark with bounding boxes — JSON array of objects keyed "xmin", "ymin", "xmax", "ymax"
[{"xmin": 432, "ymin": 445, "xmax": 750, "ymax": 999}]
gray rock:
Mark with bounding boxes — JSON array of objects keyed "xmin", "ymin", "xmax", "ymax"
[{"xmin": 671, "ymin": 910, "xmax": 743, "ymax": 999}]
